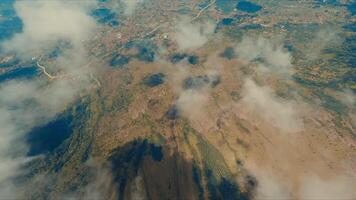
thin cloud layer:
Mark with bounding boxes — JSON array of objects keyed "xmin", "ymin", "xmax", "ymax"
[
  {"xmin": 0, "ymin": 0, "xmax": 98, "ymax": 198},
  {"xmin": 240, "ymin": 78, "xmax": 303, "ymax": 133},
  {"xmin": 177, "ymin": 89, "xmax": 209, "ymax": 121},
  {"xmin": 338, "ymin": 89, "xmax": 356, "ymax": 107},
  {"xmin": 304, "ymin": 27, "xmax": 342, "ymax": 61},
  {"xmin": 0, "ymin": 78, "xmax": 91, "ymax": 197},
  {"xmin": 236, "ymin": 36, "xmax": 292, "ymax": 75},
  {"xmin": 121, "ymin": 0, "xmax": 142, "ymax": 16},
  {"xmin": 252, "ymin": 170, "xmax": 291, "ymax": 200},
  {"xmin": 299, "ymin": 175, "xmax": 356, "ymax": 200},
  {"xmin": 173, "ymin": 17, "xmax": 215, "ymax": 51},
  {"xmin": 1, "ymin": 0, "xmax": 97, "ymax": 58}
]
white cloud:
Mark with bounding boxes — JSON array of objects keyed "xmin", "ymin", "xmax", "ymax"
[
  {"xmin": 0, "ymin": 0, "xmax": 98, "ymax": 197},
  {"xmin": 240, "ymin": 78, "xmax": 303, "ymax": 133},
  {"xmin": 0, "ymin": 77, "xmax": 90, "ymax": 197},
  {"xmin": 121, "ymin": 0, "xmax": 142, "ymax": 16},
  {"xmin": 304, "ymin": 27, "xmax": 342, "ymax": 61},
  {"xmin": 173, "ymin": 17, "xmax": 215, "ymax": 51},
  {"xmin": 1, "ymin": 0, "xmax": 97, "ymax": 58},
  {"xmin": 177, "ymin": 89, "xmax": 209, "ymax": 120},
  {"xmin": 236, "ymin": 36, "xmax": 292, "ymax": 75},
  {"xmin": 252, "ymin": 171, "xmax": 291, "ymax": 200},
  {"xmin": 129, "ymin": 175, "xmax": 147, "ymax": 200},
  {"xmin": 338, "ymin": 89, "xmax": 356, "ymax": 107},
  {"xmin": 299, "ymin": 175, "xmax": 356, "ymax": 200}
]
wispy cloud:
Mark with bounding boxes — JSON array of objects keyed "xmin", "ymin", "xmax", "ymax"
[
  {"xmin": 121, "ymin": 0, "xmax": 143, "ymax": 16},
  {"xmin": 251, "ymin": 169, "xmax": 291, "ymax": 200},
  {"xmin": 299, "ymin": 174, "xmax": 356, "ymax": 200},
  {"xmin": 0, "ymin": 0, "xmax": 99, "ymax": 197},
  {"xmin": 176, "ymin": 89, "xmax": 209, "ymax": 121},
  {"xmin": 173, "ymin": 16, "xmax": 215, "ymax": 52},
  {"xmin": 303, "ymin": 27, "xmax": 342, "ymax": 61},
  {"xmin": 240, "ymin": 78, "xmax": 303, "ymax": 133},
  {"xmin": 236, "ymin": 36, "xmax": 292, "ymax": 75},
  {"xmin": 1, "ymin": 0, "xmax": 97, "ymax": 58}
]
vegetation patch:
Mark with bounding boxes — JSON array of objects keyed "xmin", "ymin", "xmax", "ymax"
[
  {"xmin": 220, "ymin": 47, "xmax": 236, "ymax": 60},
  {"xmin": 143, "ymin": 73, "xmax": 165, "ymax": 87},
  {"xmin": 183, "ymin": 75, "xmax": 220, "ymax": 90},
  {"xmin": 236, "ymin": 1, "xmax": 262, "ymax": 13}
]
